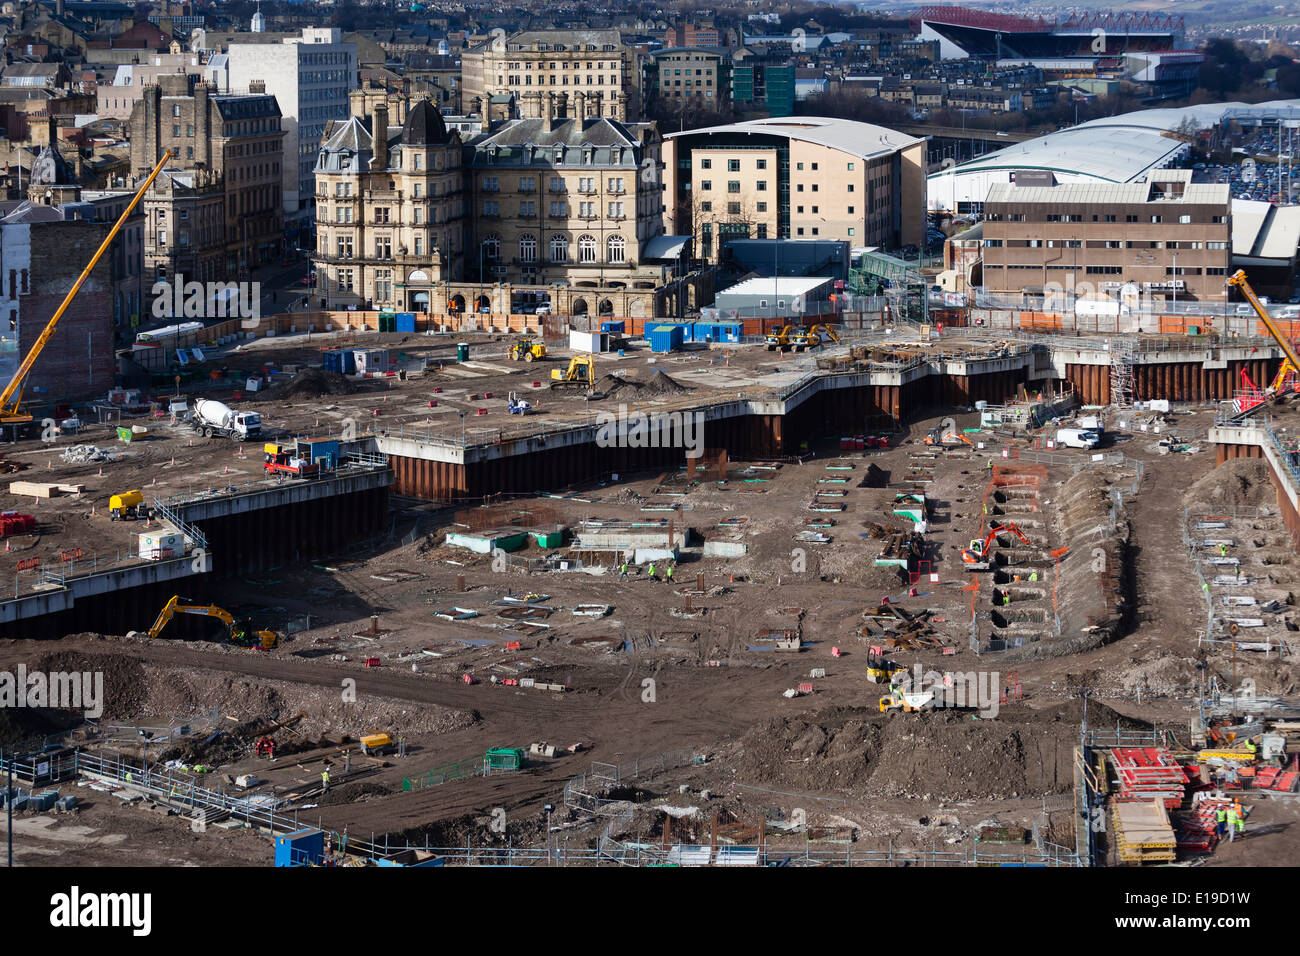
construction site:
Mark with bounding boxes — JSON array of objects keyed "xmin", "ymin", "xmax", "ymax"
[{"xmin": 1, "ymin": 171, "xmax": 1299, "ymax": 872}]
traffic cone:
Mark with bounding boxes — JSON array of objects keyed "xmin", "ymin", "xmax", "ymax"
[{"xmin": 97, "ymin": 467, "xmax": 103, "ymax": 477}]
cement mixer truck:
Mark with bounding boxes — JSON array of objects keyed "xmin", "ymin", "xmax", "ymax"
[{"xmin": 190, "ymin": 399, "xmax": 261, "ymax": 442}]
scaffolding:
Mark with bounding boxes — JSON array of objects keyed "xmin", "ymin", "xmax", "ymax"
[{"xmin": 1109, "ymin": 339, "xmax": 1136, "ymax": 408}]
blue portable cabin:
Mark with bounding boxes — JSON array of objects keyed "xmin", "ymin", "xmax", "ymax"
[
  {"xmin": 647, "ymin": 324, "xmax": 687, "ymax": 353},
  {"xmin": 600, "ymin": 320, "xmax": 626, "ymax": 334},
  {"xmin": 395, "ymin": 312, "xmax": 417, "ymax": 333},
  {"xmin": 690, "ymin": 322, "xmax": 741, "ymax": 344},
  {"xmin": 298, "ymin": 437, "xmax": 340, "ymax": 470},
  {"xmin": 323, "ymin": 349, "xmax": 357, "ymax": 375},
  {"xmin": 274, "ymin": 828, "xmax": 326, "ymax": 867}
]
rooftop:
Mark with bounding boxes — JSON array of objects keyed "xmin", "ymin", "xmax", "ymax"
[{"xmin": 666, "ymin": 116, "xmax": 923, "ymax": 161}]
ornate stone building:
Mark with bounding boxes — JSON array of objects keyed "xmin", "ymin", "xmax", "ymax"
[{"xmin": 312, "ymin": 92, "xmax": 466, "ymax": 310}]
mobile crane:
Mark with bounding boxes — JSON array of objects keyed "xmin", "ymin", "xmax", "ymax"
[
  {"xmin": 961, "ymin": 523, "xmax": 1031, "ymax": 570},
  {"xmin": 1228, "ymin": 269, "xmax": 1300, "ymax": 416},
  {"xmin": 0, "ymin": 151, "xmax": 173, "ymax": 432},
  {"xmin": 145, "ymin": 595, "xmax": 279, "ymax": 649}
]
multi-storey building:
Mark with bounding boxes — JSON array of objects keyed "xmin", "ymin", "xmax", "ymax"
[
  {"xmin": 223, "ymin": 27, "xmax": 358, "ymax": 217},
  {"xmin": 981, "ymin": 170, "xmax": 1233, "ymax": 303},
  {"xmin": 128, "ymin": 73, "xmax": 284, "ymax": 277},
  {"xmin": 663, "ymin": 116, "xmax": 925, "ymax": 260},
  {"xmin": 461, "ymin": 29, "xmax": 636, "ymax": 123},
  {"xmin": 311, "ymin": 93, "xmax": 466, "ymax": 311},
  {"xmin": 645, "ymin": 48, "xmax": 731, "ymax": 113},
  {"xmin": 464, "ymin": 101, "xmax": 664, "ymax": 292}
]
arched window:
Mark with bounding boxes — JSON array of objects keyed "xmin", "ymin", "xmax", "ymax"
[
  {"xmin": 519, "ymin": 234, "xmax": 537, "ymax": 262},
  {"xmin": 482, "ymin": 235, "xmax": 500, "ymax": 259},
  {"xmin": 550, "ymin": 234, "xmax": 569, "ymax": 262},
  {"xmin": 607, "ymin": 234, "xmax": 626, "ymax": 263},
  {"xmin": 578, "ymin": 234, "xmax": 597, "ymax": 263}
]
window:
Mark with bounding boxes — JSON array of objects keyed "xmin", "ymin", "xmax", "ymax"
[
  {"xmin": 520, "ymin": 234, "xmax": 537, "ymax": 261},
  {"xmin": 847, "ymin": 162, "xmax": 855, "ymax": 171},
  {"xmin": 847, "ymin": 206, "xmax": 854, "ymax": 215},
  {"xmin": 414, "ymin": 184, "xmax": 422, "ymax": 198},
  {"xmin": 1207, "ymin": 241, "xmax": 1228, "ymax": 250},
  {"xmin": 727, "ymin": 181, "xmax": 740, "ymax": 193},
  {"xmin": 337, "ymin": 236, "xmax": 353, "ymax": 258},
  {"xmin": 701, "ymin": 201, "xmax": 713, "ymax": 212},
  {"xmin": 796, "ymin": 227, "xmax": 804, "ymax": 235},
  {"xmin": 172, "ymin": 105, "xmax": 180, "ymax": 117},
  {"xmin": 483, "ymin": 200, "xmax": 499, "ymax": 216},
  {"xmin": 550, "ymin": 201, "xmax": 567, "ymax": 216},
  {"xmin": 375, "ymin": 237, "xmax": 391, "ymax": 258},
  {"xmin": 727, "ymin": 202, "xmax": 741, "ymax": 215},
  {"xmin": 700, "ymin": 180, "xmax": 712, "ymax": 191},
  {"xmin": 1150, "ymin": 215, "xmax": 1162, "ymax": 223},
  {"xmin": 413, "ymin": 154, "xmax": 422, "ymax": 170},
  {"xmin": 757, "ymin": 159, "xmax": 767, "ymax": 169},
  {"xmin": 337, "ymin": 269, "xmax": 354, "ymax": 291},
  {"xmin": 414, "ymin": 237, "xmax": 423, "ymax": 255},
  {"xmin": 482, "ymin": 236, "xmax": 500, "ymax": 259},
  {"xmin": 172, "ymin": 125, "xmax": 180, "ymax": 137},
  {"xmin": 757, "ymin": 180, "xmax": 767, "ymax": 191},
  {"xmin": 607, "ymin": 234, "xmax": 625, "ymax": 263},
  {"xmin": 375, "ymin": 270, "xmax": 392, "ymax": 302},
  {"xmin": 796, "ymin": 184, "xmax": 804, "ymax": 193},
  {"xmin": 1179, "ymin": 214, "xmax": 1192, "ymax": 224},
  {"xmin": 519, "ymin": 176, "xmax": 535, "ymax": 191},
  {"xmin": 700, "ymin": 158, "xmax": 712, "ymax": 169},
  {"xmin": 483, "ymin": 177, "xmax": 499, "ymax": 192},
  {"xmin": 608, "ymin": 177, "xmax": 624, "ymax": 192},
  {"xmin": 727, "ymin": 159, "xmax": 740, "ymax": 172},
  {"xmin": 847, "ymin": 184, "xmax": 854, "ymax": 192},
  {"xmin": 579, "ymin": 201, "xmax": 595, "ymax": 217},
  {"xmin": 796, "ymin": 162, "xmax": 804, "ymax": 170},
  {"xmin": 578, "ymin": 234, "xmax": 597, "ymax": 262},
  {"xmin": 757, "ymin": 224, "xmax": 767, "ymax": 239},
  {"xmin": 550, "ymin": 235, "xmax": 569, "ymax": 262},
  {"xmin": 847, "ymin": 228, "xmax": 854, "ymax": 236},
  {"xmin": 811, "ymin": 206, "xmax": 818, "ymax": 214},
  {"xmin": 608, "ymin": 201, "xmax": 624, "ymax": 218},
  {"xmin": 520, "ymin": 201, "xmax": 536, "ymax": 217}
]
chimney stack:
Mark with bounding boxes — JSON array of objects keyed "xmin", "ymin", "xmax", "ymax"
[
  {"xmin": 543, "ymin": 91, "xmax": 554, "ymax": 133},
  {"xmin": 371, "ymin": 101, "xmax": 389, "ymax": 171}
]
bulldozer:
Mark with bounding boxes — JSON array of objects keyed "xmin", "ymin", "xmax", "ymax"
[
  {"xmin": 143, "ymin": 595, "xmax": 279, "ymax": 649},
  {"xmin": 550, "ymin": 354, "xmax": 595, "ymax": 390},
  {"xmin": 793, "ymin": 325, "xmax": 840, "ymax": 352},
  {"xmin": 509, "ymin": 338, "xmax": 547, "ymax": 363}
]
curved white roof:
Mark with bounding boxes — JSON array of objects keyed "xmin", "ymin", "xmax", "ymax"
[
  {"xmin": 666, "ymin": 116, "xmax": 924, "ymax": 161},
  {"xmin": 927, "ymin": 98, "xmax": 1300, "ymax": 211}
]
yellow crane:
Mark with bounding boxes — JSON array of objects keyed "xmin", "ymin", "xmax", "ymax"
[
  {"xmin": 0, "ymin": 150, "xmax": 173, "ymax": 429},
  {"xmin": 1228, "ymin": 269, "xmax": 1300, "ymax": 381},
  {"xmin": 145, "ymin": 595, "xmax": 279, "ymax": 649}
]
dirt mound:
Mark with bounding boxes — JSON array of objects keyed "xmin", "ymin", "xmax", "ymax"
[
  {"xmin": 598, "ymin": 374, "xmax": 643, "ymax": 398},
  {"xmin": 1183, "ymin": 457, "xmax": 1274, "ymax": 509},
  {"xmin": 734, "ymin": 700, "xmax": 1145, "ymax": 800},
  {"xmin": 642, "ymin": 370, "xmax": 690, "ymax": 395},
  {"xmin": 261, "ymin": 367, "xmax": 357, "ymax": 400}
]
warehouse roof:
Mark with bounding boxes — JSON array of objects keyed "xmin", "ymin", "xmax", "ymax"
[
  {"xmin": 986, "ymin": 171, "xmax": 1230, "ymax": 206},
  {"xmin": 1232, "ymin": 198, "xmax": 1300, "ymax": 261},
  {"xmin": 718, "ymin": 275, "xmax": 832, "ymax": 297}
]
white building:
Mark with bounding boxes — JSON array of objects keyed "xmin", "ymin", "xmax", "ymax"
[{"xmin": 224, "ymin": 27, "xmax": 358, "ymax": 219}]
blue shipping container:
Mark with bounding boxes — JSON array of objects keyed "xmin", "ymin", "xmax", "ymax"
[
  {"xmin": 600, "ymin": 320, "xmax": 626, "ymax": 334},
  {"xmin": 323, "ymin": 349, "xmax": 356, "ymax": 375},
  {"xmin": 648, "ymin": 324, "xmax": 686, "ymax": 353},
  {"xmin": 275, "ymin": 828, "xmax": 325, "ymax": 867},
  {"xmin": 395, "ymin": 312, "xmax": 417, "ymax": 333}
]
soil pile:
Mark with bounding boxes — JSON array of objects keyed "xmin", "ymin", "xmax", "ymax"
[
  {"xmin": 642, "ymin": 370, "xmax": 690, "ymax": 395},
  {"xmin": 1183, "ymin": 458, "xmax": 1274, "ymax": 509},
  {"xmin": 261, "ymin": 368, "xmax": 357, "ymax": 400},
  {"xmin": 734, "ymin": 700, "xmax": 1146, "ymax": 800}
]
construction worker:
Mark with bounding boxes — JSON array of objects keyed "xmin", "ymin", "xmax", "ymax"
[
  {"xmin": 619, "ymin": 561, "xmax": 629, "ymax": 582},
  {"xmin": 647, "ymin": 562, "xmax": 657, "ymax": 582},
  {"xmin": 321, "ymin": 768, "xmax": 331, "ymax": 792},
  {"xmin": 1215, "ymin": 805, "xmax": 1228, "ymax": 840},
  {"xmin": 666, "ymin": 563, "xmax": 674, "ymax": 584},
  {"xmin": 1029, "ymin": 571, "xmax": 1039, "ymax": 582},
  {"xmin": 1219, "ymin": 543, "xmax": 1228, "ymax": 557},
  {"xmin": 1243, "ymin": 737, "xmax": 1257, "ymax": 755},
  {"xmin": 1226, "ymin": 805, "xmax": 1241, "ymax": 843}
]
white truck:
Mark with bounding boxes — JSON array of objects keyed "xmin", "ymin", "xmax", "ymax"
[
  {"xmin": 1056, "ymin": 427, "xmax": 1100, "ymax": 450},
  {"xmin": 190, "ymin": 399, "xmax": 261, "ymax": 442}
]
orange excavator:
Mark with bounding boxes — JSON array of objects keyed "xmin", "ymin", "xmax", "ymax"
[{"xmin": 961, "ymin": 523, "xmax": 1031, "ymax": 570}]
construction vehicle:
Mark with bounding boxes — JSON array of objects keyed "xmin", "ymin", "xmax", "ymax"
[
  {"xmin": 1228, "ymin": 270, "xmax": 1300, "ymax": 419},
  {"xmin": 0, "ymin": 151, "xmax": 173, "ymax": 433},
  {"xmin": 145, "ymin": 595, "xmax": 279, "ymax": 649},
  {"xmin": 190, "ymin": 399, "xmax": 261, "ymax": 442},
  {"xmin": 765, "ymin": 325, "xmax": 796, "ymax": 352},
  {"xmin": 264, "ymin": 442, "xmax": 320, "ymax": 478},
  {"xmin": 961, "ymin": 523, "xmax": 1031, "ymax": 570},
  {"xmin": 793, "ymin": 325, "xmax": 840, "ymax": 352},
  {"xmin": 1269, "ymin": 358, "xmax": 1298, "ymax": 397},
  {"xmin": 509, "ymin": 338, "xmax": 547, "ymax": 363},
  {"xmin": 1055, "ymin": 427, "xmax": 1100, "ymax": 450},
  {"xmin": 867, "ymin": 646, "xmax": 903, "ymax": 684},
  {"xmin": 925, "ymin": 426, "xmax": 973, "ymax": 447},
  {"xmin": 550, "ymin": 354, "xmax": 595, "ymax": 390},
  {"xmin": 360, "ymin": 732, "xmax": 396, "ymax": 756},
  {"xmin": 109, "ymin": 490, "xmax": 152, "ymax": 521},
  {"xmin": 879, "ymin": 687, "xmax": 937, "ymax": 713},
  {"xmin": 507, "ymin": 392, "xmax": 533, "ymax": 415}
]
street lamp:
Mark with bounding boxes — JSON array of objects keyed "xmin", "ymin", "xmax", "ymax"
[
  {"xmin": 544, "ymin": 802, "xmax": 554, "ymax": 864},
  {"xmin": 1172, "ymin": 251, "xmax": 1178, "ymax": 309}
]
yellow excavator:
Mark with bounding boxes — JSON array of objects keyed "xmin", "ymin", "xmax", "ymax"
[
  {"xmin": 0, "ymin": 150, "xmax": 172, "ymax": 430},
  {"xmin": 765, "ymin": 325, "xmax": 796, "ymax": 352},
  {"xmin": 793, "ymin": 325, "xmax": 840, "ymax": 352},
  {"xmin": 145, "ymin": 595, "xmax": 279, "ymax": 649},
  {"xmin": 509, "ymin": 337, "xmax": 547, "ymax": 363},
  {"xmin": 550, "ymin": 354, "xmax": 595, "ymax": 389}
]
